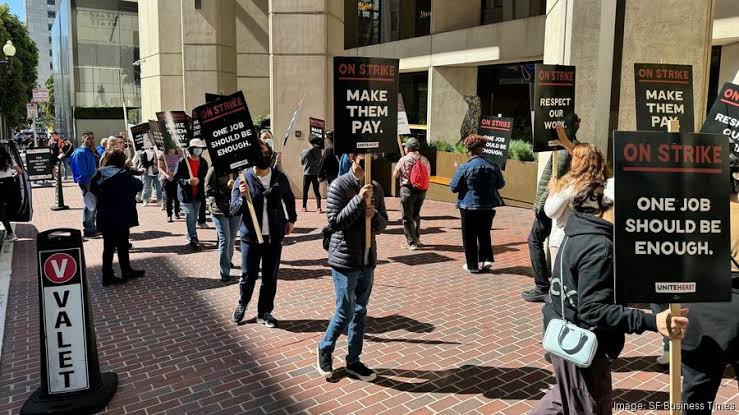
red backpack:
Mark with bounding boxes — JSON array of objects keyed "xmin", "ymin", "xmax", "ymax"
[{"xmin": 409, "ymin": 157, "xmax": 429, "ymax": 190}]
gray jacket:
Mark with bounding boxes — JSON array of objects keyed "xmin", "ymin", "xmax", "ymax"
[
  {"xmin": 300, "ymin": 146, "xmax": 322, "ymax": 175},
  {"xmin": 326, "ymin": 172, "xmax": 388, "ymax": 270}
]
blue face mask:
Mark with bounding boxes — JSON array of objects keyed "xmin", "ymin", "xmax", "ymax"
[{"xmin": 190, "ymin": 148, "xmax": 203, "ymax": 157}]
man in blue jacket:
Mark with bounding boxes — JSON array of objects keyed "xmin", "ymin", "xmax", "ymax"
[{"xmin": 70, "ymin": 131, "xmax": 101, "ymax": 237}]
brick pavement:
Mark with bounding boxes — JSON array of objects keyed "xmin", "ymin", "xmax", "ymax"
[{"xmin": 0, "ymin": 181, "xmax": 737, "ymax": 415}]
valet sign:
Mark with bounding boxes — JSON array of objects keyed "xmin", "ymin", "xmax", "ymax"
[{"xmin": 38, "ymin": 248, "xmax": 89, "ymax": 394}]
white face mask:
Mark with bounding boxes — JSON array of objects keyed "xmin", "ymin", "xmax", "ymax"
[{"xmin": 190, "ymin": 148, "xmax": 203, "ymax": 157}]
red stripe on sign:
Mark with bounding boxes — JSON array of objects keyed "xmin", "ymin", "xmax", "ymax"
[
  {"xmin": 637, "ymin": 79, "xmax": 690, "ymax": 85},
  {"xmin": 338, "ymin": 77, "xmax": 396, "ymax": 82},
  {"xmin": 720, "ymin": 98, "xmax": 739, "ymax": 108},
  {"xmin": 201, "ymin": 107, "xmax": 243, "ymax": 123},
  {"xmin": 538, "ymin": 82, "xmax": 573, "ymax": 86},
  {"xmin": 623, "ymin": 166, "xmax": 722, "ymax": 174},
  {"xmin": 481, "ymin": 126, "xmax": 511, "ymax": 131}
]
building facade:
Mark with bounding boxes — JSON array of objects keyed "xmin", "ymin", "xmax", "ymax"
[{"xmin": 24, "ymin": 0, "xmax": 57, "ymax": 87}]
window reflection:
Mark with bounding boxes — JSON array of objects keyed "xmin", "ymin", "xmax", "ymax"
[{"xmin": 346, "ymin": 0, "xmax": 431, "ymax": 48}]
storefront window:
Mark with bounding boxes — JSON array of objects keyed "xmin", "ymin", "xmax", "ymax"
[
  {"xmin": 399, "ymin": 72, "xmax": 428, "ymax": 126},
  {"xmin": 481, "ymin": 0, "xmax": 546, "ymax": 25},
  {"xmin": 477, "ymin": 62, "xmax": 539, "ymax": 143},
  {"xmin": 346, "ymin": 0, "xmax": 431, "ymax": 49}
]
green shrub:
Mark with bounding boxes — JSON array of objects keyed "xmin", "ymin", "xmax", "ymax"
[
  {"xmin": 508, "ymin": 139, "xmax": 535, "ymax": 162},
  {"xmin": 431, "ymin": 139, "xmax": 455, "ymax": 152}
]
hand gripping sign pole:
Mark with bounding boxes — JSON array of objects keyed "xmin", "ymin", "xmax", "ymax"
[
  {"xmin": 22, "ymin": 229, "xmax": 117, "ymax": 415},
  {"xmin": 666, "ymin": 119, "xmax": 682, "ymax": 415},
  {"xmin": 364, "ymin": 155, "xmax": 372, "ymax": 264},
  {"xmin": 241, "ymin": 171, "xmax": 264, "ymax": 245}
]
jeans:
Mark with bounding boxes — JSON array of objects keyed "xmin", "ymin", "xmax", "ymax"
[
  {"xmin": 319, "ymin": 268, "xmax": 374, "ymax": 365},
  {"xmin": 528, "ymin": 208, "xmax": 553, "ymax": 290},
  {"xmin": 239, "ymin": 237, "xmax": 282, "ymax": 315},
  {"xmin": 142, "ymin": 175, "xmax": 162, "ymax": 202},
  {"xmin": 163, "ymin": 179, "xmax": 180, "ymax": 217},
  {"xmin": 460, "ymin": 209, "xmax": 495, "ymax": 270},
  {"xmin": 400, "ymin": 186, "xmax": 426, "ymax": 245},
  {"xmin": 181, "ymin": 201, "xmax": 201, "ymax": 241},
  {"xmin": 212, "ymin": 213, "xmax": 241, "ymax": 280},
  {"xmin": 102, "ymin": 229, "xmax": 131, "ymax": 277},
  {"xmin": 79, "ymin": 184, "xmax": 97, "ymax": 235},
  {"xmin": 61, "ymin": 158, "xmax": 72, "ymax": 179},
  {"xmin": 302, "ymin": 175, "xmax": 321, "ymax": 209}
]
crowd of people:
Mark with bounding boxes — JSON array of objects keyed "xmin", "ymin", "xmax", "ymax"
[{"xmin": 9, "ymin": 114, "xmax": 734, "ymax": 415}]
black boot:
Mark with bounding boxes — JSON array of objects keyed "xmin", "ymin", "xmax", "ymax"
[
  {"xmin": 102, "ymin": 274, "xmax": 126, "ymax": 286},
  {"xmin": 123, "ymin": 269, "xmax": 145, "ymax": 279}
]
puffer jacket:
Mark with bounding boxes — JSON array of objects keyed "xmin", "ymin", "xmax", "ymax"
[
  {"xmin": 326, "ymin": 171, "xmax": 388, "ymax": 270},
  {"xmin": 533, "ymin": 143, "xmax": 577, "ymax": 211}
]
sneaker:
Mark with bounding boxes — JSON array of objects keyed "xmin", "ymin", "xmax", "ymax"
[
  {"xmin": 232, "ymin": 303, "xmax": 246, "ymax": 324},
  {"xmin": 189, "ymin": 240, "xmax": 200, "ymax": 249},
  {"xmin": 160, "ymin": 203, "xmax": 166, "ymax": 211},
  {"xmin": 168, "ymin": 216, "xmax": 173, "ymax": 223},
  {"xmin": 4, "ymin": 233, "xmax": 18, "ymax": 242},
  {"xmin": 197, "ymin": 222, "xmax": 208, "ymax": 229},
  {"xmin": 481, "ymin": 261, "xmax": 493, "ymax": 270},
  {"xmin": 123, "ymin": 269, "xmax": 145, "ymax": 279},
  {"xmin": 522, "ymin": 287, "xmax": 549, "ymax": 303},
  {"xmin": 345, "ymin": 362, "xmax": 377, "ymax": 382},
  {"xmin": 316, "ymin": 346, "xmax": 333, "ymax": 378},
  {"xmin": 656, "ymin": 351, "xmax": 669, "ymax": 366},
  {"xmin": 256, "ymin": 313, "xmax": 278, "ymax": 328},
  {"xmin": 102, "ymin": 276, "xmax": 126, "ymax": 286},
  {"xmin": 463, "ymin": 264, "xmax": 480, "ymax": 274},
  {"xmin": 175, "ymin": 213, "xmax": 181, "ymax": 220},
  {"xmin": 142, "ymin": 201, "xmax": 148, "ymax": 207},
  {"xmin": 408, "ymin": 244, "xmax": 418, "ymax": 251}
]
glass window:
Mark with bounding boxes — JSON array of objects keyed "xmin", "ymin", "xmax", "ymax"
[
  {"xmin": 48, "ymin": 10, "xmax": 56, "ymax": 18},
  {"xmin": 346, "ymin": 0, "xmax": 431, "ymax": 49},
  {"xmin": 48, "ymin": 0, "xmax": 55, "ymax": 5},
  {"xmin": 399, "ymin": 72, "xmax": 428, "ymax": 126},
  {"xmin": 477, "ymin": 62, "xmax": 539, "ymax": 143},
  {"xmin": 481, "ymin": 0, "xmax": 546, "ymax": 25},
  {"xmin": 48, "ymin": 23, "xmax": 53, "ymax": 30}
]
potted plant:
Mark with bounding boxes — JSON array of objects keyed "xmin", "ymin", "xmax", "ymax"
[{"xmin": 500, "ymin": 139, "xmax": 538, "ymax": 208}]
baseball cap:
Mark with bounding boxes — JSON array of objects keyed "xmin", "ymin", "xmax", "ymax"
[{"xmin": 188, "ymin": 138, "xmax": 207, "ymax": 148}]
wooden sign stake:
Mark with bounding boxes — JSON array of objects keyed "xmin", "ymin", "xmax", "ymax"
[
  {"xmin": 242, "ymin": 170, "xmax": 264, "ymax": 244},
  {"xmin": 667, "ymin": 118, "xmax": 681, "ymax": 415},
  {"xmin": 364, "ymin": 155, "xmax": 372, "ymax": 264}
]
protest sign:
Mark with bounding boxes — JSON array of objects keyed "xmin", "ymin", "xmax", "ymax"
[
  {"xmin": 634, "ymin": 63, "xmax": 694, "ymax": 132},
  {"xmin": 194, "ymin": 90, "xmax": 261, "ymax": 172},
  {"xmin": 191, "ymin": 111, "xmax": 201, "ymax": 141},
  {"xmin": 398, "ymin": 94, "xmax": 411, "ymax": 135},
  {"xmin": 147, "ymin": 120, "xmax": 166, "ymax": 150},
  {"xmin": 25, "ymin": 147, "xmax": 52, "ymax": 181},
  {"xmin": 129, "ymin": 122, "xmax": 150, "ymax": 152},
  {"xmin": 701, "ymin": 81, "xmax": 739, "ymax": 160},
  {"xmin": 205, "ymin": 93, "xmax": 226, "ymax": 103},
  {"xmin": 309, "ymin": 117, "xmax": 325, "ymax": 148},
  {"xmin": 533, "ymin": 64, "xmax": 575, "ymax": 152},
  {"xmin": 333, "ymin": 56, "xmax": 399, "ymax": 154},
  {"xmin": 156, "ymin": 111, "xmax": 192, "ymax": 149},
  {"xmin": 613, "ymin": 131, "xmax": 730, "ymax": 303},
  {"xmin": 478, "ymin": 115, "xmax": 513, "ymax": 170}
]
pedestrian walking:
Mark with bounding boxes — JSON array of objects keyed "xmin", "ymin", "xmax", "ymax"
[
  {"xmin": 316, "ymin": 153, "xmax": 388, "ymax": 381},
  {"xmin": 0, "ymin": 144, "xmax": 23, "ymax": 242},
  {"xmin": 70, "ymin": 131, "xmax": 101, "ymax": 237},
  {"xmin": 318, "ymin": 130, "xmax": 339, "ymax": 187},
  {"xmin": 231, "ymin": 140, "xmax": 297, "ymax": 327},
  {"xmin": 140, "ymin": 143, "xmax": 163, "ymax": 206},
  {"xmin": 449, "ymin": 135, "xmax": 505, "ymax": 273},
  {"xmin": 206, "ymin": 166, "xmax": 241, "ymax": 282},
  {"xmin": 159, "ymin": 148, "xmax": 182, "ymax": 222},
  {"xmin": 300, "ymin": 141, "xmax": 323, "ymax": 212},
  {"xmin": 394, "ymin": 137, "xmax": 430, "ymax": 250},
  {"xmin": 174, "ymin": 139, "xmax": 209, "ymax": 249},
  {"xmin": 532, "ymin": 181, "xmax": 689, "ymax": 415},
  {"xmin": 60, "ymin": 137, "xmax": 74, "ymax": 179},
  {"xmin": 90, "ymin": 149, "xmax": 145, "ymax": 286}
]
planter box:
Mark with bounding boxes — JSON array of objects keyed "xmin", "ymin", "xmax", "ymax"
[
  {"xmin": 500, "ymin": 160, "xmax": 537, "ymax": 208},
  {"xmin": 435, "ymin": 151, "xmax": 469, "ymax": 179}
]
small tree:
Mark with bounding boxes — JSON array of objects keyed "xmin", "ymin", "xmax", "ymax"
[
  {"xmin": 40, "ymin": 75, "xmax": 55, "ymax": 130},
  {"xmin": 0, "ymin": 4, "xmax": 39, "ymax": 131}
]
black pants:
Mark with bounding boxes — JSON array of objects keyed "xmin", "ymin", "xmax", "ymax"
[
  {"xmin": 102, "ymin": 229, "xmax": 131, "ymax": 277},
  {"xmin": 239, "ymin": 236, "xmax": 283, "ymax": 315},
  {"xmin": 532, "ymin": 355, "xmax": 613, "ymax": 415},
  {"xmin": 198, "ymin": 198, "xmax": 207, "ymax": 224},
  {"xmin": 683, "ymin": 349, "xmax": 739, "ymax": 415},
  {"xmin": 400, "ymin": 186, "xmax": 426, "ymax": 245},
  {"xmin": 0, "ymin": 177, "xmax": 14, "ymax": 236},
  {"xmin": 163, "ymin": 179, "xmax": 180, "ymax": 217},
  {"xmin": 302, "ymin": 175, "xmax": 321, "ymax": 209},
  {"xmin": 460, "ymin": 209, "xmax": 495, "ymax": 270},
  {"xmin": 528, "ymin": 208, "xmax": 553, "ymax": 290}
]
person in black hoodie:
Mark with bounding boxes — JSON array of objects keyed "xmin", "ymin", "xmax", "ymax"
[
  {"xmin": 533, "ymin": 181, "xmax": 689, "ymax": 415},
  {"xmin": 90, "ymin": 150, "xmax": 145, "ymax": 286},
  {"xmin": 318, "ymin": 130, "xmax": 339, "ymax": 186}
]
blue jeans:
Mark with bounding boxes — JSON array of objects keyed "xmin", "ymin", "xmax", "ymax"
[
  {"xmin": 181, "ymin": 201, "xmax": 201, "ymax": 241},
  {"xmin": 212, "ymin": 213, "xmax": 241, "ymax": 280},
  {"xmin": 239, "ymin": 237, "xmax": 283, "ymax": 315},
  {"xmin": 141, "ymin": 175, "xmax": 162, "ymax": 201},
  {"xmin": 79, "ymin": 184, "xmax": 97, "ymax": 235},
  {"xmin": 319, "ymin": 268, "xmax": 374, "ymax": 365}
]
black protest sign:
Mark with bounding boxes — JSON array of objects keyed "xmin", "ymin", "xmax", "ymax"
[
  {"xmin": 156, "ymin": 111, "xmax": 192, "ymax": 149},
  {"xmin": 147, "ymin": 120, "xmax": 166, "ymax": 150},
  {"xmin": 333, "ymin": 56, "xmax": 399, "ymax": 154},
  {"xmin": 194, "ymin": 90, "xmax": 261, "ymax": 172},
  {"xmin": 309, "ymin": 117, "xmax": 325, "ymax": 147},
  {"xmin": 129, "ymin": 122, "xmax": 150, "ymax": 152},
  {"xmin": 533, "ymin": 64, "xmax": 576, "ymax": 152},
  {"xmin": 478, "ymin": 115, "xmax": 513, "ymax": 170},
  {"xmin": 25, "ymin": 147, "xmax": 53, "ymax": 181},
  {"xmin": 191, "ymin": 111, "xmax": 201, "ymax": 141},
  {"xmin": 701, "ymin": 82, "xmax": 739, "ymax": 160},
  {"xmin": 613, "ymin": 131, "xmax": 730, "ymax": 303},
  {"xmin": 634, "ymin": 63, "xmax": 694, "ymax": 132}
]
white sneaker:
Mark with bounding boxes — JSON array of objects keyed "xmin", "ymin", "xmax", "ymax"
[
  {"xmin": 481, "ymin": 261, "xmax": 493, "ymax": 270},
  {"xmin": 142, "ymin": 201, "xmax": 148, "ymax": 207},
  {"xmin": 4, "ymin": 233, "xmax": 18, "ymax": 242},
  {"xmin": 463, "ymin": 264, "xmax": 480, "ymax": 274}
]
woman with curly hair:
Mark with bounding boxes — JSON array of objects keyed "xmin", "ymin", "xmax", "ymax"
[
  {"xmin": 544, "ymin": 143, "xmax": 610, "ymax": 269},
  {"xmin": 449, "ymin": 134, "xmax": 506, "ymax": 273}
]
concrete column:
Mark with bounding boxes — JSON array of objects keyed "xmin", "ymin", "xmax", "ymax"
[
  {"xmin": 719, "ymin": 42, "xmax": 739, "ymax": 85},
  {"xmin": 426, "ymin": 66, "xmax": 477, "ymax": 144},
  {"xmin": 617, "ymin": 0, "xmax": 714, "ymax": 130},
  {"xmin": 269, "ymin": 0, "xmax": 343, "ymax": 191},
  {"xmin": 236, "ymin": 0, "xmax": 270, "ymax": 118},
  {"xmin": 180, "ymin": 0, "xmax": 238, "ymax": 111},
  {"xmin": 138, "ymin": 0, "xmax": 184, "ymax": 120}
]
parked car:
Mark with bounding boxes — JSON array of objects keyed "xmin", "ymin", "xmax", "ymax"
[{"xmin": 1, "ymin": 140, "xmax": 33, "ymax": 222}]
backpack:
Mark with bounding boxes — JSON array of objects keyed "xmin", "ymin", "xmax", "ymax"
[{"xmin": 409, "ymin": 157, "xmax": 429, "ymax": 190}]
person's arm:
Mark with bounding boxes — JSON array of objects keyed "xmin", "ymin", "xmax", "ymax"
[
  {"xmin": 371, "ymin": 182, "xmax": 388, "ymax": 233},
  {"xmin": 496, "ymin": 165, "xmax": 505, "ymax": 190},
  {"xmin": 393, "ymin": 157, "xmax": 404, "ymax": 178},
  {"xmin": 300, "ymin": 149, "xmax": 309, "ymax": 165},
  {"xmin": 129, "ymin": 171, "xmax": 144, "ymax": 194},
  {"xmin": 555, "ymin": 125, "xmax": 575, "ymax": 155},
  {"xmin": 229, "ymin": 175, "xmax": 246, "ymax": 217},
  {"xmin": 174, "ymin": 159, "xmax": 191, "ymax": 187},
  {"xmin": 543, "ymin": 187, "xmax": 572, "ymax": 219},
  {"xmin": 204, "ymin": 166, "xmax": 217, "ymax": 197},
  {"xmin": 327, "ymin": 184, "xmax": 364, "ymax": 231},
  {"xmin": 449, "ymin": 165, "xmax": 465, "ymax": 193},
  {"xmin": 280, "ymin": 173, "xmax": 298, "ymax": 224}
]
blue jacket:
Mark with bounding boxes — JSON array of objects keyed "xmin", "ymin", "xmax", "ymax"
[
  {"xmin": 449, "ymin": 156, "xmax": 506, "ymax": 210},
  {"xmin": 90, "ymin": 166, "xmax": 143, "ymax": 233},
  {"xmin": 338, "ymin": 153, "xmax": 352, "ymax": 176},
  {"xmin": 70, "ymin": 146, "xmax": 100, "ymax": 185},
  {"xmin": 230, "ymin": 168, "xmax": 297, "ymax": 245},
  {"xmin": 95, "ymin": 145, "xmax": 105, "ymax": 157}
]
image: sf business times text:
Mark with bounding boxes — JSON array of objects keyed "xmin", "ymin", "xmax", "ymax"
[{"xmin": 614, "ymin": 401, "xmax": 737, "ymax": 412}]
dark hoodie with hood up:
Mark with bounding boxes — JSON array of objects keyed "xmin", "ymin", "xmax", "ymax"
[
  {"xmin": 543, "ymin": 212, "xmax": 658, "ymax": 359},
  {"xmin": 91, "ymin": 165, "xmax": 144, "ymax": 233}
]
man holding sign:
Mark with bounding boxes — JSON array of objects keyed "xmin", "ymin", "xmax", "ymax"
[{"xmin": 173, "ymin": 139, "xmax": 209, "ymax": 249}]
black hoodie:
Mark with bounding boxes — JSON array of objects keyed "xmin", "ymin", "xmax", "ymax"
[{"xmin": 543, "ymin": 212, "xmax": 658, "ymax": 359}]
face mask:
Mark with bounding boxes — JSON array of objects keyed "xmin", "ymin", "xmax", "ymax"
[
  {"xmin": 255, "ymin": 152, "xmax": 272, "ymax": 169},
  {"xmin": 191, "ymin": 148, "xmax": 202, "ymax": 157}
]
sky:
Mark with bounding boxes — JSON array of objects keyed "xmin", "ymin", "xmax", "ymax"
[{"xmin": 2, "ymin": 0, "xmax": 25, "ymax": 20}]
